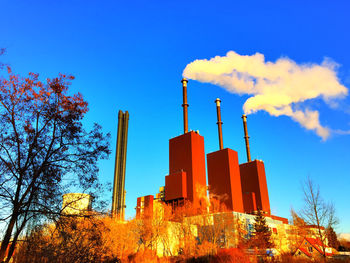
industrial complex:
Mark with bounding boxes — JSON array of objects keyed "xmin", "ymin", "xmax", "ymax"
[{"xmin": 129, "ymin": 78, "xmax": 286, "ymax": 224}]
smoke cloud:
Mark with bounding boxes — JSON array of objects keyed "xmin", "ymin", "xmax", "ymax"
[{"xmin": 183, "ymin": 51, "xmax": 348, "ymax": 140}]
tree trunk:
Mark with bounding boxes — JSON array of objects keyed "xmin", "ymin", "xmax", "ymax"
[
  {"xmin": 0, "ymin": 212, "xmax": 18, "ymax": 262},
  {"xmin": 4, "ymin": 234, "xmax": 18, "ymax": 263},
  {"xmin": 4, "ymin": 217, "xmax": 28, "ymax": 263}
]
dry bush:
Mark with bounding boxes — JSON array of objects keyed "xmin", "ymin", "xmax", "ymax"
[
  {"xmin": 278, "ymin": 254, "xmax": 350, "ymax": 263},
  {"xmin": 212, "ymin": 248, "xmax": 252, "ymax": 263},
  {"xmin": 196, "ymin": 241, "xmax": 217, "ymax": 258},
  {"xmin": 101, "ymin": 217, "xmax": 140, "ymax": 261},
  {"xmin": 338, "ymin": 238, "xmax": 350, "ymax": 251},
  {"xmin": 279, "ymin": 254, "xmax": 311, "ymax": 263},
  {"xmin": 14, "ymin": 215, "xmax": 108, "ymax": 263},
  {"xmin": 127, "ymin": 249, "xmax": 158, "ymax": 263}
]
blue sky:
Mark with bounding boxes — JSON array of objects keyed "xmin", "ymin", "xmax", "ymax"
[{"xmin": 1, "ymin": 0, "xmax": 349, "ymax": 233}]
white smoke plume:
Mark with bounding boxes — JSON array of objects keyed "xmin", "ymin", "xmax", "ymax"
[{"xmin": 183, "ymin": 51, "xmax": 348, "ymax": 140}]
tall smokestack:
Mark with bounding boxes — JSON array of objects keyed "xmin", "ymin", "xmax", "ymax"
[
  {"xmin": 181, "ymin": 78, "xmax": 189, "ymax": 134},
  {"xmin": 215, "ymin": 98, "xmax": 224, "ymax": 150},
  {"xmin": 242, "ymin": 114, "xmax": 252, "ymax": 162},
  {"xmin": 112, "ymin": 110, "xmax": 129, "ymax": 220}
]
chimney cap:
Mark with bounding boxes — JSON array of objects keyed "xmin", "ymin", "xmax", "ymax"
[
  {"xmin": 242, "ymin": 114, "xmax": 247, "ymax": 119},
  {"xmin": 215, "ymin": 98, "xmax": 221, "ymax": 106},
  {"xmin": 181, "ymin": 78, "xmax": 188, "ymax": 83}
]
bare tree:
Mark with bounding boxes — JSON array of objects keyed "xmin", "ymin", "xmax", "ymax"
[
  {"xmin": 299, "ymin": 177, "xmax": 337, "ymax": 261},
  {"xmin": 286, "ymin": 208, "xmax": 312, "ymax": 254},
  {"xmin": 0, "ymin": 67, "xmax": 110, "ymax": 262}
]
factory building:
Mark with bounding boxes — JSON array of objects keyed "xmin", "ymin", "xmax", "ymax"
[
  {"xmin": 207, "ymin": 98, "xmax": 244, "ymax": 213},
  {"xmin": 136, "ymin": 195, "xmax": 154, "ymax": 219},
  {"xmin": 240, "ymin": 160, "xmax": 270, "ymax": 215},
  {"xmin": 135, "ymin": 78, "xmax": 285, "ymax": 225},
  {"xmin": 207, "ymin": 148, "xmax": 244, "ymax": 213},
  {"xmin": 163, "ymin": 78, "xmax": 207, "ymax": 211},
  {"xmin": 165, "ymin": 130, "xmax": 207, "ymax": 208}
]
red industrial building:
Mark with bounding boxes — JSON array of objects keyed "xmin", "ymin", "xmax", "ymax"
[
  {"xmin": 163, "ymin": 79, "xmax": 207, "ymax": 210},
  {"xmin": 136, "ymin": 195, "xmax": 154, "ymax": 219},
  {"xmin": 165, "ymin": 131, "xmax": 207, "ymax": 208},
  {"xmin": 240, "ymin": 160, "xmax": 271, "ymax": 215},
  {"xmin": 165, "ymin": 171, "xmax": 187, "ymax": 202},
  {"xmin": 136, "ymin": 78, "xmax": 284, "ymax": 224},
  {"xmin": 207, "ymin": 148, "xmax": 244, "ymax": 213},
  {"xmin": 207, "ymin": 98, "xmax": 244, "ymax": 213}
]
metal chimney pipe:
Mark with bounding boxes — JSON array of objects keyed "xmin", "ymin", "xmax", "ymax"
[
  {"xmin": 215, "ymin": 98, "xmax": 224, "ymax": 150},
  {"xmin": 242, "ymin": 114, "xmax": 252, "ymax": 162},
  {"xmin": 112, "ymin": 111, "xmax": 123, "ymax": 218},
  {"xmin": 181, "ymin": 78, "xmax": 189, "ymax": 134}
]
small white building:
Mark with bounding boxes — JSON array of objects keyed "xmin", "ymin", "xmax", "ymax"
[{"xmin": 62, "ymin": 193, "xmax": 93, "ymax": 215}]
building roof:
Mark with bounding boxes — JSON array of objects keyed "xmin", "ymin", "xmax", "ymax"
[{"xmin": 295, "ymin": 237, "xmax": 333, "ymax": 258}]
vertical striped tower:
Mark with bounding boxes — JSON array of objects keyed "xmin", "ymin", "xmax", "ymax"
[{"xmin": 112, "ymin": 110, "xmax": 129, "ymax": 220}]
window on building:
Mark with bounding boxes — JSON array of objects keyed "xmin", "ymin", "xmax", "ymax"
[{"xmin": 308, "ymin": 247, "xmax": 313, "ymax": 253}]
